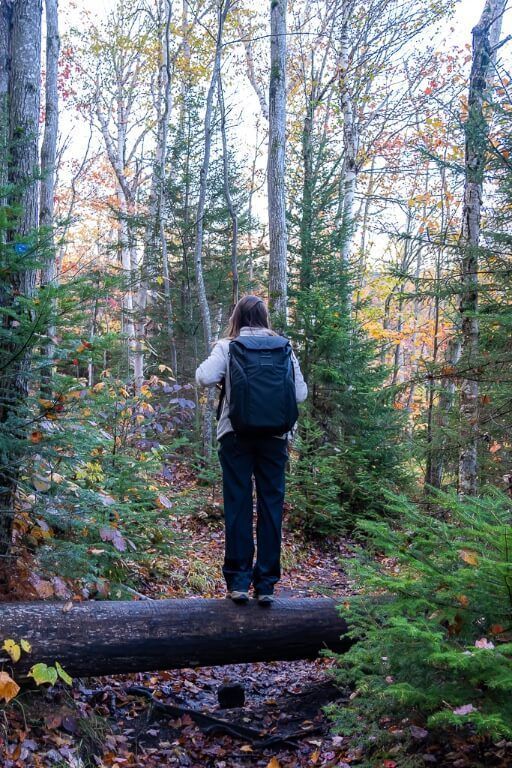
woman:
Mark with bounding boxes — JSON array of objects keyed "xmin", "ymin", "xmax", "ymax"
[{"xmin": 195, "ymin": 295, "xmax": 307, "ymax": 605}]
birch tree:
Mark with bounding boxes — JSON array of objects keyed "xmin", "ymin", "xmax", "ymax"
[
  {"xmin": 267, "ymin": 0, "xmax": 288, "ymax": 323},
  {"xmin": 193, "ymin": 0, "xmax": 231, "ymax": 454},
  {"xmin": 218, "ymin": 75, "xmax": 239, "ymax": 308},
  {"xmin": 458, "ymin": 0, "xmax": 507, "ymax": 496},
  {"xmin": 194, "ymin": 0, "xmax": 231, "ymax": 350},
  {"xmin": 77, "ymin": 2, "xmax": 154, "ymax": 390},
  {"xmin": 143, "ymin": 0, "xmax": 177, "ymax": 375}
]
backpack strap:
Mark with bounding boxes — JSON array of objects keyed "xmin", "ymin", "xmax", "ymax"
[{"xmin": 216, "ymin": 378, "xmax": 226, "ymax": 421}]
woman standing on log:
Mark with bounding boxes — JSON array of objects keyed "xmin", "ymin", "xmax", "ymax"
[{"xmin": 196, "ymin": 296, "xmax": 307, "ymax": 605}]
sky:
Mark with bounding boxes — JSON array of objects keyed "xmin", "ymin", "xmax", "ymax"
[
  {"xmin": 56, "ymin": 0, "xmax": 512, "ymax": 226},
  {"xmin": 58, "ymin": 0, "xmax": 512, "ymax": 152},
  {"xmin": 61, "ymin": 0, "xmax": 512, "ymax": 49}
]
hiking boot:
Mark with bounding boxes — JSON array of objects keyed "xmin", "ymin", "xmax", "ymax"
[
  {"xmin": 227, "ymin": 590, "xmax": 249, "ymax": 604},
  {"xmin": 255, "ymin": 593, "xmax": 275, "ymax": 606}
]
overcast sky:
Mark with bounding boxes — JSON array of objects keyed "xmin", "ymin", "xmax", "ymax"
[
  {"xmin": 56, "ymin": 0, "xmax": 512, "ymax": 224},
  {"xmin": 61, "ymin": 0, "xmax": 512, "ymax": 47}
]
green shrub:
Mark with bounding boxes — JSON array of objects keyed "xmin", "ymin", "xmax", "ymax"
[{"xmin": 328, "ymin": 489, "xmax": 512, "ymax": 744}]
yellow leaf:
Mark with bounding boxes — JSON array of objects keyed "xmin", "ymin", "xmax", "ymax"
[
  {"xmin": 55, "ymin": 661, "xmax": 72, "ymax": 686},
  {"xmin": 92, "ymin": 382, "xmax": 105, "ymax": 392},
  {"xmin": 65, "ymin": 390, "xmax": 82, "ymax": 400},
  {"xmin": 311, "ymin": 750, "xmax": 320, "ymax": 764},
  {"xmin": 459, "ymin": 549, "xmax": 478, "ymax": 566},
  {"xmin": 156, "ymin": 276, "xmax": 165, "ymax": 285},
  {"xmin": 32, "ymin": 474, "xmax": 51, "ymax": 492},
  {"xmin": 2, "ymin": 639, "xmax": 21, "ymax": 662},
  {"xmin": 20, "ymin": 639, "xmax": 32, "ymax": 653},
  {"xmin": 490, "ymin": 442, "xmax": 502, "ymax": 454},
  {"xmin": 266, "ymin": 759, "xmax": 281, "ymax": 768},
  {"xmin": 240, "ymin": 745, "xmax": 253, "ymax": 753},
  {"xmin": 0, "ymin": 671, "xmax": 20, "ymax": 703}
]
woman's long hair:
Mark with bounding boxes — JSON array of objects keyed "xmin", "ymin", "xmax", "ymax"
[{"xmin": 225, "ymin": 295, "xmax": 273, "ymax": 338}]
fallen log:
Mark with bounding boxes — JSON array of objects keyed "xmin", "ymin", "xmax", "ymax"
[{"xmin": 0, "ymin": 597, "xmax": 350, "ymax": 678}]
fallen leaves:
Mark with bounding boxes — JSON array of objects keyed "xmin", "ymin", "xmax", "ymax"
[
  {"xmin": 29, "ymin": 573, "xmax": 55, "ymax": 599},
  {"xmin": 100, "ymin": 526, "xmax": 127, "ymax": 552},
  {"xmin": 410, "ymin": 725, "xmax": 428, "ymax": 740},
  {"xmin": 156, "ymin": 493, "xmax": 173, "ymax": 510},
  {"xmin": 459, "ymin": 549, "xmax": 478, "ymax": 566},
  {"xmin": 2, "ymin": 638, "xmax": 23, "ymax": 663},
  {"xmin": 453, "ymin": 703, "xmax": 477, "ymax": 716},
  {"xmin": 0, "ymin": 671, "xmax": 20, "ymax": 702}
]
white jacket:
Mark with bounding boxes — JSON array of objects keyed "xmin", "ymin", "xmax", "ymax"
[{"xmin": 195, "ymin": 326, "xmax": 308, "ymax": 440}]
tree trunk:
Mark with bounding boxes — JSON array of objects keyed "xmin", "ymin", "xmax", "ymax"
[
  {"xmin": 194, "ymin": 0, "xmax": 230, "ymax": 456},
  {"xmin": 458, "ymin": 0, "xmax": 506, "ymax": 496},
  {"xmin": 247, "ymin": 122, "xmax": 262, "ymax": 287},
  {"xmin": 299, "ymin": 101, "xmax": 314, "ymax": 294},
  {"xmin": 218, "ymin": 77, "xmax": 239, "ymax": 308},
  {"xmin": 0, "ymin": 598, "xmax": 350, "ymax": 678},
  {"xmin": 143, "ymin": 0, "xmax": 177, "ymax": 377},
  {"xmin": 194, "ymin": 1, "xmax": 230, "ymax": 350},
  {"xmin": 338, "ymin": 5, "xmax": 358, "ymax": 272},
  {"xmin": 427, "ymin": 336, "xmax": 462, "ymax": 489},
  {"xmin": 353, "ymin": 157, "xmax": 376, "ymax": 321},
  {"xmin": 267, "ymin": 0, "xmax": 288, "ymax": 325},
  {"xmin": 0, "ymin": 1, "xmax": 13, "ymax": 192},
  {"xmin": 0, "ymin": 1, "xmax": 13, "ymax": 256},
  {"xmin": 39, "ymin": 0, "xmax": 60, "ymax": 395},
  {"xmin": 117, "ymin": 187, "xmax": 137, "ymax": 381},
  {"xmin": 0, "ymin": 0, "xmax": 43, "ymax": 557}
]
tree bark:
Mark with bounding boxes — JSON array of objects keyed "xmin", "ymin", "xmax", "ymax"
[
  {"xmin": 267, "ymin": 0, "xmax": 288, "ymax": 325},
  {"xmin": 218, "ymin": 77, "xmax": 239, "ymax": 308},
  {"xmin": 143, "ymin": 0, "xmax": 177, "ymax": 377},
  {"xmin": 194, "ymin": 0, "xmax": 230, "ymax": 350},
  {"xmin": 0, "ymin": 598, "xmax": 350, "ymax": 678},
  {"xmin": 337, "ymin": 2, "xmax": 358, "ymax": 273},
  {"xmin": 458, "ymin": 0, "xmax": 506, "ymax": 496},
  {"xmin": 426, "ymin": 336, "xmax": 461, "ymax": 489},
  {"xmin": 0, "ymin": 1, "xmax": 13, "ymax": 190},
  {"xmin": 0, "ymin": 0, "xmax": 43, "ymax": 557},
  {"xmin": 39, "ymin": 0, "xmax": 60, "ymax": 395},
  {"xmin": 194, "ymin": 0, "xmax": 230, "ymax": 456}
]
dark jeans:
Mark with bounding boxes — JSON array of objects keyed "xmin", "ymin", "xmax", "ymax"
[{"xmin": 218, "ymin": 432, "xmax": 288, "ymax": 595}]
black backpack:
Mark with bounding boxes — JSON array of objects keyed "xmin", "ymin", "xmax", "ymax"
[{"xmin": 218, "ymin": 335, "xmax": 298, "ymax": 437}]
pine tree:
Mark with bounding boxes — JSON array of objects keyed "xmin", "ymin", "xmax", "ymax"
[{"xmin": 288, "ymin": 127, "xmax": 408, "ymax": 531}]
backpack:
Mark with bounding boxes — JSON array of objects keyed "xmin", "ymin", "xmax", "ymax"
[{"xmin": 218, "ymin": 335, "xmax": 298, "ymax": 437}]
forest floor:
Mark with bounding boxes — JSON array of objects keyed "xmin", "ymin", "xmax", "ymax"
[{"xmin": 2, "ymin": 481, "xmax": 512, "ymax": 768}]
